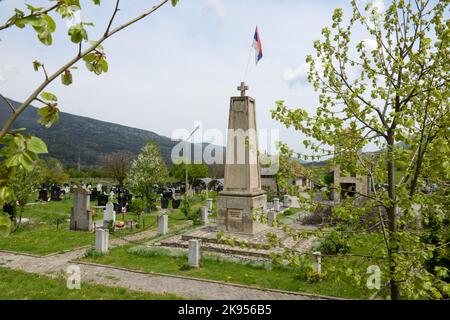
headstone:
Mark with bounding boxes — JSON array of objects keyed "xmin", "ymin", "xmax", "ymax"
[
  {"xmin": 201, "ymin": 207, "xmax": 209, "ymax": 225},
  {"xmin": 70, "ymin": 187, "xmax": 92, "ymax": 231},
  {"xmin": 313, "ymin": 251, "xmax": 322, "ymax": 273},
  {"xmin": 95, "ymin": 228, "xmax": 109, "ymax": 253},
  {"xmin": 38, "ymin": 189, "xmax": 48, "ymax": 201},
  {"xmin": 188, "ymin": 239, "xmax": 200, "ymax": 268},
  {"xmin": 103, "ymin": 202, "xmax": 116, "ymax": 228},
  {"xmin": 161, "ymin": 198, "xmax": 170, "ymax": 209},
  {"xmin": 96, "ymin": 184, "xmax": 102, "ymax": 192},
  {"xmin": 206, "ymin": 198, "xmax": 213, "ymax": 211},
  {"xmin": 90, "ymin": 189, "xmax": 99, "ymax": 201},
  {"xmin": 50, "ymin": 185, "xmax": 62, "ymax": 201},
  {"xmin": 2, "ymin": 203, "xmax": 15, "ymax": 220},
  {"xmin": 283, "ymin": 195, "xmax": 290, "ymax": 208},
  {"xmin": 274, "ymin": 198, "xmax": 280, "ymax": 212},
  {"xmin": 172, "ymin": 199, "xmax": 181, "ymax": 209},
  {"xmin": 157, "ymin": 214, "xmax": 168, "ymax": 235},
  {"xmin": 217, "ymin": 82, "xmax": 267, "ymax": 235},
  {"xmin": 97, "ymin": 194, "xmax": 108, "ymax": 207},
  {"xmin": 268, "ymin": 209, "xmax": 277, "ymax": 226}
]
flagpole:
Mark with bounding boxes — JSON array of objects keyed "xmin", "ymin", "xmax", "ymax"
[{"xmin": 242, "ymin": 44, "xmax": 253, "ymax": 83}]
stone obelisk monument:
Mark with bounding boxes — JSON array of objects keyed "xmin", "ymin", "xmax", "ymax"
[{"xmin": 217, "ymin": 82, "xmax": 267, "ymax": 235}]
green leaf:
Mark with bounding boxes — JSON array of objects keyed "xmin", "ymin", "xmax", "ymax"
[
  {"xmin": 40, "ymin": 91, "xmax": 58, "ymax": 102},
  {"xmin": 68, "ymin": 24, "xmax": 88, "ymax": 43},
  {"xmin": 0, "ymin": 212, "xmax": 12, "ymax": 238},
  {"xmin": 37, "ymin": 105, "xmax": 59, "ymax": 128},
  {"xmin": 27, "ymin": 136, "xmax": 48, "ymax": 154},
  {"xmin": 43, "ymin": 14, "xmax": 56, "ymax": 32},
  {"xmin": 33, "ymin": 60, "xmax": 42, "ymax": 71},
  {"xmin": 83, "ymin": 53, "xmax": 96, "ymax": 63},
  {"xmin": 61, "ymin": 70, "xmax": 73, "ymax": 86},
  {"xmin": 171, "ymin": 0, "xmax": 179, "ymax": 7}
]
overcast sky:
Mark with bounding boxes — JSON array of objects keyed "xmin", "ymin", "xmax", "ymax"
[{"xmin": 0, "ymin": 0, "xmax": 384, "ymax": 156}]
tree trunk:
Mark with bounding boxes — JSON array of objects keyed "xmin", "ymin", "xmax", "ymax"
[{"xmin": 387, "ymin": 131, "xmax": 400, "ymax": 300}]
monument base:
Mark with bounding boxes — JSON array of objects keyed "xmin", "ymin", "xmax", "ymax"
[{"xmin": 217, "ymin": 192, "xmax": 267, "ymax": 235}]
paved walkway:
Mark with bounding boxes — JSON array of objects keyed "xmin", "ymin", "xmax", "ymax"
[{"xmin": 0, "ymin": 225, "xmax": 327, "ymax": 300}]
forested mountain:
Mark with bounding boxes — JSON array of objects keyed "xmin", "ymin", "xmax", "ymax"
[{"xmin": 0, "ymin": 97, "xmax": 216, "ymax": 167}]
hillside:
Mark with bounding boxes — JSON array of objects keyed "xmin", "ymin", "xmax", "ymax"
[{"xmin": 0, "ymin": 97, "xmax": 209, "ymax": 167}]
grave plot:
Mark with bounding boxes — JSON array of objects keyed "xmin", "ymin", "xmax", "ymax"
[{"xmin": 154, "ymin": 225, "xmax": 317, "ymax": 259}]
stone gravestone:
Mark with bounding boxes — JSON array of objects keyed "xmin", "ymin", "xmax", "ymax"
[
  {"xmin": 96, "ymin": 184, "xmax": 102, "ymax": 192},
  {"xmin": 38, "ymin": 189, "xmax": 48, "ymax": 201},
  {"xmin": 206, "ymin": 198, "xmax": 213, "ymax": 211},
  {"xmin": 188, "ymin": 239, "xmax": 200, "ymax": 268},
  {"xmin": 95, "ymin": 228, "xmax": 109, "ymax": 253},
  {"xmin": 273, "ymin": 198, "xmax": 280, "ymax": 212},
  {"xmin": 70, "ymin": 187, "xmax": 92, "ymax": 231},
  {"xmin": 313, "ymin": 251, "xmax": 322, "ymax": 273},
  {"xmin": 97, "ymin": 194, "xmax": 108, "ymax": 207},
  {"xmin": 158, "ymin": 214, "xmax": 168, "ymax": 235},
  {"xmin": 103, "ymin": 202, "xmax": 116, "ymax": 228},
  {"xmin": 217, "ymin": 82, "xmax": 267, "ymax": 235},
  {"xmin": 268, "ymin": 209, "xmax": 277, "ymax": 226},
  {"xmin": 283, "ymin": 195, "xmax": 290, "ymax": 208},
  {"xmin": 200, "ymin": 207, "xmax": 209, "ymax": 225}
]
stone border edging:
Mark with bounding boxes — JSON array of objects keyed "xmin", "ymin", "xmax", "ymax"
[
  {"xmin": 0, "ymin": 223, "xmax": 196, "ymax": 259},
  {"xmin": 72, "ymin": 260, "xmax": 346, "ymax": 301},
  {"xmin": 0, "ymin": 249, "xmax": 42, "ymax": 258}
]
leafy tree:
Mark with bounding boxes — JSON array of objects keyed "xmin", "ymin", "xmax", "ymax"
[
  {"xmin": 272, "ymin": 0, "xmax": 449, "ymax": 299},
  {"xmin": 127, "ymin": 141, "xmax": 168, "ymax": 208},
  {"xmin": 171, "ymin": 162, "xmax": 209, "ymax": 184},
  {"xmin": 275, "ymin": 143, "xmax": 307, "ymax": 194},
  {"xmin": 102, "ymin": 151, "xmax": 133, "ymax": 186},
  {"xmin": 0, "ymin": 0, "xmax": 180, "ymax": 235},
  {"xmin": 38, "ymin": 158, "xmax": 69, "ymax": 185},
  {"xmin": 11, "ymin": 162, "xmax": 43, "ymax": 229}
]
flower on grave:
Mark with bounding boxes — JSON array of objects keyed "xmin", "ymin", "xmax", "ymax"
[{"xmin": 115, "ymin": 221, "xmax": 125, "ymax": 228}]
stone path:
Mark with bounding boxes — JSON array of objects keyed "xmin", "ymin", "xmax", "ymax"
[{"xmin": 0, "ymin": 224, "xmax": 330, "ymax": 300}]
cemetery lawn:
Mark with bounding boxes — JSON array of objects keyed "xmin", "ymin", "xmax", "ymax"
[
  {"xmin": 81, "ymin": 234, "xmax": 384, "ymax": 299},
  {"xmin": 277, "ymin": 208, "xmax": 303, "ymax": 225},
  {"xmin": 0, "ymin": 197, "xmax": 197, "ymax": 256},
  {"xmin": 0, "ymin": 267, "xmax": 183, "ymax": 300}
]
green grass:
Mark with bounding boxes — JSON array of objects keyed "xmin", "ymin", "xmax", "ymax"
[
  {"xmin": 80, "ymin": 235, "xmax": 383, "ymax": 299},
  {"xmin": 0, "ymin": 196, "xmax": 202, "ymax": 255},
  {"xmin": 0, "ymin": 267, "xmax": 183, "ymax": 300},
  {"xmin": 277, "ymin": 208, "xmax": 303, "ymax": 225}
]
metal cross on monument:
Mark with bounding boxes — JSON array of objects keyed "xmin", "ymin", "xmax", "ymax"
[{"xmin": 237, "ymin": 82, "xmax": 249, "ymax": 97}]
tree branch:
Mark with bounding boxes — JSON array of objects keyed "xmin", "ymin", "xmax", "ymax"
[
  {"xmin": 0, "ymin": 4, "xmax": 59, "ymax": 32},
  {"xmin": 0, "ymin": 0, "xmax": 170, "ymax": 140},
  {"xmin": 105, "ymin": 0, "xmax": 121, "ymax": 37}
]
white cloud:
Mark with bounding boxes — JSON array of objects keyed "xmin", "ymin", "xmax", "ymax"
[
  {"xmin": 282, "ymin": 63, "xmax": 309, "ymax": 85},
  {"xmin": 370, "ymin": 0, "xmax": 386, "ymax": 12},
  {"xmin": 283, "ymin": 58, "xmax": 323, "ymax": 87},
  {"xmin": 363, "ymin": 38, "xmax": 378, "ymax": 50},
  {"xmin": 0, "ymin": 65, "xmax": 19, "ymax": 85},
  {"xmin": 204, "ymin": 0, "xmax": 226, "ymax": 17},
  {"xmin": 361, "ymin": 0, "xmax": 386, "ymax": 12}
]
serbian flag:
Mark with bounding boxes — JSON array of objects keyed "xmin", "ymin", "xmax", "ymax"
[{"xmin": 252, "ymin": 26, "xmax": 263, "ymax": 65}]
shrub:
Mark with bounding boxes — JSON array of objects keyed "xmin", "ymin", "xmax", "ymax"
[
  {"xmin": 307, "ymin": 271, "xmax": 326, "ymax": 283},
  {"xmin": 130, "ymin": 197, "xmax": 146, "ymax": 214},
  {"xmin": 318, "ymin": 227, "xmax": 350, "ymax": 254},
  {"xmin": 179, "ymin": 263, "xmax": 192, "ymax": 271},
  {"xmin": 262, "ymin": 186, "xmax": 276, "ymax": 202},
  {"xmin": 84, "ymin": 247, "xmax": 106, "ymax": 258}
]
